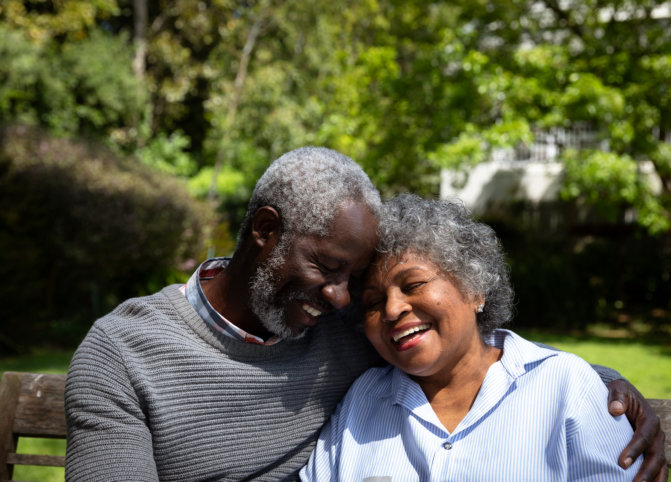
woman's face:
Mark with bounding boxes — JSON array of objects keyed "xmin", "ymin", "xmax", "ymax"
[{"xmin": 362, "ymin": 251, "xmax": 483, "ymax": 383}]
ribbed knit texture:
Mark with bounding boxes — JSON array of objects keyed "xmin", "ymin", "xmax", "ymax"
[{"xmin": 65, "ymin": 284, "xmax": 375, "ymax": 481}]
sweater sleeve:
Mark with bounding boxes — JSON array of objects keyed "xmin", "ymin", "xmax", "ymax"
[
  {"xmin": 65, "ymin": 323, "xmax": 159, "ymax": 482},
  {"xmin": 531, "ymin": 341, "xmax": 623, "ymax": 384}
]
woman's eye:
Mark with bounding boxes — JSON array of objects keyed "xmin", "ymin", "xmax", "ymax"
[
  {"xmin": 362, "ymin": 298, "xmax": 383, "ymax": 310},
  {"xmin": 403, "ymin": 281, "xmax": 425, "ymax": 293}
]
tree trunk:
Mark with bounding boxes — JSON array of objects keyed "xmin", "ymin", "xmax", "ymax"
[{"xmin": 132, "ymin": 0, "xmax": 148, "ymax": 80}]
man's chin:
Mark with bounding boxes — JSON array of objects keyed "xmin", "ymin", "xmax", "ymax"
[
  {"xmin": 258, "ymin": 311, "xmax": 309, "ymax": 341},
  {"xmin": 284, "ymin": 326, "xmax": 309, "ymax": 341},
  {"xmin": 265, "ymin": 324, "xmax": 308, "ymax": 341}
]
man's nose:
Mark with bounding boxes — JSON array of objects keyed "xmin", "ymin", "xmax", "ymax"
[{"xmin": 321, "ymin": 280, "xmax": 351, "ymax": 310}]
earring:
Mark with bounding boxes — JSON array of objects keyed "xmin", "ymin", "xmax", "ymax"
[{"xmin": 476, "ymin": 304, "xmax": 484, "ymax": 313}]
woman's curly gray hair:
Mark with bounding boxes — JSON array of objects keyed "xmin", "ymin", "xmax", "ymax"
[
  {"xmin": 377, "ymin": 194, "xmax": 514, "ymax": 335},
  {"xmin": 237, "ymin": 146, "xmax": 381, "ymax": 249}
]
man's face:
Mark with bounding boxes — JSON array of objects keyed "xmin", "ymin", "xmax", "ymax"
[{"xmin": 249, "ymin": 201, "xmax": 378, "ymax": 339}]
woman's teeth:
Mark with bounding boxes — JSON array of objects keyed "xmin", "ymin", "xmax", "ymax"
[
  {"xmin": 302, "ymin": 304, "xmax": 322, "ymax": 317},
  {"xmin": 392, "ymin": 324, "xmax": 430, "ymax": 343}
]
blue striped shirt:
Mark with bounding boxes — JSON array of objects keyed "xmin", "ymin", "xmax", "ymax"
[{"xmin": 300, "ymin": 329, "xmax": 640, "ymax": 481}]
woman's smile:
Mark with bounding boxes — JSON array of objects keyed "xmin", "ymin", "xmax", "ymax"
[{"xmin": 389, "ymin": 322, "xmax": 431, "ymax": 350}]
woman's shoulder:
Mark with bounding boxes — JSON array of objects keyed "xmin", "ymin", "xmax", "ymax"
[
  {"xmin": 337, "ymin": 364, "xmax": 397, "ymax": 411},
  {"xmin": 350, "ymin": 364, "xmax": 395, "ymax": 393},
  {"xmin": 496, "ymin": 329, "xmax": 601, "ymax": 385}
]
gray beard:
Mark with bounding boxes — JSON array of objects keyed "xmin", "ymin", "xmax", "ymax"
[{"xmin": 248, "ymin": 242, "xmax": 308, "ymax": 341}]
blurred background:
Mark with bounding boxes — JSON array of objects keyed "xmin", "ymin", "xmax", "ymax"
[{"xmin": 0, "ymin": 1, "xmax": 670, "ymax": 477}]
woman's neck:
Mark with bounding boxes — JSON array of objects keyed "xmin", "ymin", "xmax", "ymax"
[{"xmin": 418, "ymin": 342, "xmax": 502, "ymax": 433}]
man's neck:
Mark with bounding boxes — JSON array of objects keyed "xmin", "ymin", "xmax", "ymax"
[{"xmin": 200, "ymin": 258, "xmax": 272, "ymax": 340}]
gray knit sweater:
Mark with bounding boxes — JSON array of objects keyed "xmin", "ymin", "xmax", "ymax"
[{"xmin": 65, "ymin": 284, "xmax": 376, "ymax": 481}]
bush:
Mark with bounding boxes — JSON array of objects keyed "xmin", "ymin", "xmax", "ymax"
[
  {"xmin": 0, "ymin": 125, "xmax": 214, "ymax": 353},
  {"xmin": 485, "ymin": 207, "xmax": 671, "ymax": 332}
]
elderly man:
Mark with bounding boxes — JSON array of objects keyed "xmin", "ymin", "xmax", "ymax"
[{"xmin": 65, "ymin": 147, "xmax": 666, "ymax": 481}]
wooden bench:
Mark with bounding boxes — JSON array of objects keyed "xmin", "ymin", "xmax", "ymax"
[
  {"xmin": 0, "ymin": 371, "xmax": 670, "ymax": 480},
  {"xmin": 0, "ymin": 372, "xmax": 66, "ymax": 480},
  {"xmin": 648, "ymin": 398, "xmax": 671, "ymax": 470}
]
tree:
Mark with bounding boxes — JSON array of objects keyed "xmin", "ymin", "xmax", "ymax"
[
  {"xmin": 0, "ymin": 1, "xmax": 147, "ymax": 142},
  {"xmin": 429, "ymin": 0, "xmax": 671, "ymax": 234}
]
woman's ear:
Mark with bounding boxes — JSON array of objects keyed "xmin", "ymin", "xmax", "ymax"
[{"xmin": 251, "ymin": 206, "xmax": 281, "ymax": 249}]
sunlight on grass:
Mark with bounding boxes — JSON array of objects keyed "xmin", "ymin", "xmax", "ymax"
[{"xmin": 0, "ymin": 349, "xmax": 74, "ymax": 375}]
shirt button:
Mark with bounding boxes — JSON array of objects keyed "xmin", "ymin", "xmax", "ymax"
[{"xmin": 443, "ymin": 442, "xmax": 453, "ymax": 450}]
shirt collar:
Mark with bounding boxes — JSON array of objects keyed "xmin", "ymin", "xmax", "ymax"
[
  {"xmin": 185, "ymin": 257, "xmax": 280, "ymax": 346},
  {"xmin": 389, "ymin": 329, "xmax": 559, "ymax": 423}
]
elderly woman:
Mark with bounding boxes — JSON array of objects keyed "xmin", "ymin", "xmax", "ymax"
[{"xmin": 301, "ymin": 194, "xmax": 642, "ymax": 481}]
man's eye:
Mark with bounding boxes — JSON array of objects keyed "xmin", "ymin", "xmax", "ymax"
[{"xmin": 316, "ymin": 261, "xmax": 338, "ymax": 274}]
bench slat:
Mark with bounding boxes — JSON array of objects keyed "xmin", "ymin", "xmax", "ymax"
[
  {"xmin": 12, "ymin": 373, "xmax": 66, "ymax": 438},
  {"xmin": 6, "ymin": 453, "xmax": 65, "ymax": 468}
]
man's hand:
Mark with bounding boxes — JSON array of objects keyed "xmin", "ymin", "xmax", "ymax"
[{"xmin": 607, "ymin": 379, "xmax": 668, "ymax": 482}]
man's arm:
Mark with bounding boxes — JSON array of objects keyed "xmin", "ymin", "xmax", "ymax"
[
  {"xmin": 65, "ymin": 324, "xmax": 159, "ymax": 482},
  {"xmin": 606, "ymin": 379, "xmax": 668, "ymax": 482}
]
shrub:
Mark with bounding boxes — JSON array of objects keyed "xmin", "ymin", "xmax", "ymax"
[
  {"xmin": 485, "ymin": 208, "xmax": 671, "ymax": 333},
  {"xmin": 0, "ymin": 125, "xmax": 214, "ymax": 353}
]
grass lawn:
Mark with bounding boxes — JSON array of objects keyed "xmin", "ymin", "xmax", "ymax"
[{"xmin": 1, "ymin": 333, "xmax": 670, "ymax": 481}]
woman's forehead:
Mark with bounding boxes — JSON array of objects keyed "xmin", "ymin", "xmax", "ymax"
[{"xmin": 366, "ymin": 250, "xmax": 438, "ymax": 278}]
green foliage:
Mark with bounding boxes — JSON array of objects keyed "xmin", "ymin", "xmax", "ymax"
[
  {"xmin": 3, "ymin": 0, "xmax": 671, "ymax": 234},
  {"xmin": 0, "ymin": 25, "xmax": 46, "ymax": 125},
  {"xmin": 429, "ymin": 131, "xmax": 487, "ymax": 172},
  {"xmin": 0, "ymin": 0, "xmax": 119, "ymax": 42},
  {"xmin": 561, "ymin": 149, "xmax": 671, "ymax": 232},
  {"xmin": 0, "ymin": 125, "xmax": 214, "ymax": 353},
  {"xmin": 561, "ymin": 150, "xmax": 638, "ymax": 218},
  {"xmin": 188, "ymin": 165, "xmax": 248, "ymax": 199},
  {"xmin": 58, "ymin": 29, "xmax": 146, "ymax": 135},
  {"xmin": 138, "ymin": 130, "xmax": 197, "ymax": 177},
  {"xmin": 429, "ymin": 120, "xmax": 534, "ymax": 176},
  {"xmin": 426, "ymin": 0, "xmax": 671, "ymax": 234},
  {"xmin": 0, "ymin": 23, "xmax": 146, "ymax": 142}
]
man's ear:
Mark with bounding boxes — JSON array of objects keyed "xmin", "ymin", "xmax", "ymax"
[{"xmin": 251, "ymin": 206, "xmax": 281, "ymax": 249}]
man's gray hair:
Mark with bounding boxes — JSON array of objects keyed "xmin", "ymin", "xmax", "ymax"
[
  {"xmin": 238, "ymin": 146, "xmax": 381, "ymax": 245},
  {"xmin": 377, "ymin": 194, "xmax": 514, "ymax": 335}
]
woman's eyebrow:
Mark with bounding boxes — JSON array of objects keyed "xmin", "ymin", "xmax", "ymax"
[{"xmin": 362, "ymin": 266, "xmax": 427, "ymax": 291}]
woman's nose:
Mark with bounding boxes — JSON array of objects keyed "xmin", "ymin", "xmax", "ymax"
[{"xmin": 383, "ymin": 292, "xmax": 410, "ymax": 322}]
